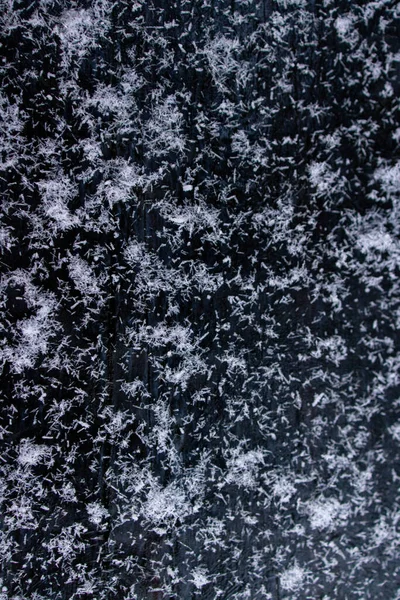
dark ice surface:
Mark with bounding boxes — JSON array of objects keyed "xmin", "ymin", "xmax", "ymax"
[{"xmin": 0, "ymin": 1, "xmax": 399, "ymax": 598}]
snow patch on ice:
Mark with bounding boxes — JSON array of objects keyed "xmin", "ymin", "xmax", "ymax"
[
  {"xmin": 18, "ymin": 440, "xmax": 50, "ymax": 467},
  {"xmin": 280, "ymin": 563, "xmax": 307, "ymax": 592},
  {"xmin": 86, "ymin": 502, "xmax": 109, "ymax": 527},
  {"xmin": 307, "ymin": 497, "xmax": 350, "ymax": 530},
  {"xmin": 191, "ymin": 568, "xmax": 210, "ymax": 589},
  {"xmin": 143, "ymin": 483, "xmax": 191, "ymax": 525},
  {"xmin": 226, "ymin": 449, "xmax": 264, "ymax": 489}
]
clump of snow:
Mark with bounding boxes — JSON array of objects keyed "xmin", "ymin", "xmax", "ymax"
[
  {"xmin": 204, "ymin": 36, "xmax": 240, "ymax": 90},
  {"xmin": 98, "ymin": 162, "xmax": 145, "ymax": 206},
  {"xmin": 374, "ymin": 161, "xmax": 400, "ymax": 194},
  {"xmin": 60, "ymin": 483, "xmax": 78, "ymax": 503},
  {"xmin": 311, "ymin": 335, "xmax": 347, "ymax": 367},
  {"xmin": 309, "ymin": 161, "xmax": 327, "ymax": 186},
  {"xmin": 335, "ymin": 15, "xmax": 353, "ymax": 36},
  {"xmin": 86, "ymin": 502, "xmax": 109, "ymax": 527},
  {"xmin": 272, "ymin": 476, "xmax": 297, "ymax": 505},
  {"xmin": 7, "ymin": 497, "xmax": 37, "ymax": 530},
  {"xmin": 18, "ymin": 440, "xmax": 50, "ymax": 467},
  {"xmin": 58, "ymin": 4, "xmax": 110, "ymax": 68},
  {"xmin": 0, "ymin": 272, "xmax": 58, "ymax": 373},
  {"xmin": 68, "ymin": 256, "xmax": 102, "ymax": 299},
  {"xmin": 280, "ymin": 563, "xmax": 307, "ymax": 592},
  {"xmin": 389, "ymin": 422, "xmax": 400, "ymax": 442},
  {"xmin": 335, "ymin": 15, "xmax": 359, "ymax": 44},
  {"xmin": 161, "ymin": 201, "xmax": 221, "ymax": 238},
  {"xmin": 306, "ymin": 497, "xmax": 350, "ymax": 530},
  {"xmin": 0, "ymin": 226, "xmax": 12, "ymax": 251},
  {"xmin": 143, "ymin": 482, "xmax": 191, "ymax": 525},
  {"xmin": 46, "ymin": 524, "xmax": 86, "ymax": 560},
  {"xmin": 371, "ymin": 515, "xmax": 398, "ymax": 548},
  {"xmin": 308, "ymin": 161, "xmax": 340, "ymax": 197},
  {"xmin": 357, "ymin": 231, "xmax": 395, "ymax": 254},
  {"xmin": 38, "ymin": 176, "xmax": 79, "ymax": 231},
  {"xmin": 226, "ymin": 449, "xmax": 264, "ymax": 489},
  {"xmin": 76, "ymin": 581, "xmax": 95, "ymax": 595},
  {"xmin": 0, "ymin": 92, "xmax": 25, "ymax": 171},
  {"xmin": 139, "ymin": 323, "xmax": 196, "ymax": 355},
  {"xmin": 191, "ymin": 568, "xmax": 210, "ymax": 590},
  {"xmin": 189, "ymin": 262, "xmax": 224, "ymax": 293},
  {"xmin": 199, "ymin": 517, "xmax": 227, "ymax": 551},
  {"xmin": 145, "ymin": 95, "xmax": 186, "ymax": 157}
]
